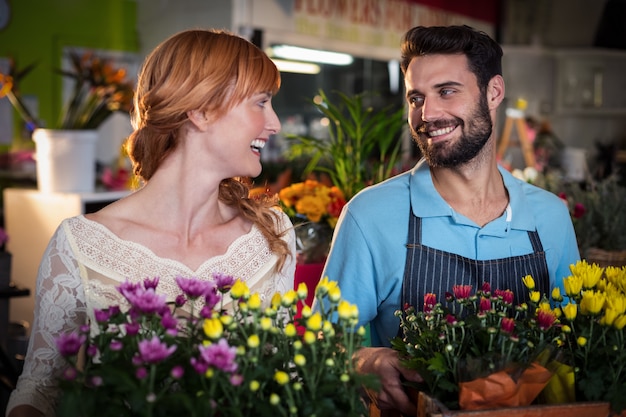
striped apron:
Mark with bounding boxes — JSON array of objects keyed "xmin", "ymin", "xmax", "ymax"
[{"xmin": 401, "ymin": 210, "xmax": 550, "ymax": 312}]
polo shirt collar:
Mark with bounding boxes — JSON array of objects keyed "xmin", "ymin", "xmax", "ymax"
[{"xmin": 408, "ymin": 159, "xmax": 536, "ymax": 231}]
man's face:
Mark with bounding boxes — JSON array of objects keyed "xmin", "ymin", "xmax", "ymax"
[{"xmin": 404, "ymin": 54, "xmax": 493, "ymax": 168}]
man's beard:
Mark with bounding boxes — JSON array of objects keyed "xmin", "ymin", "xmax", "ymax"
[{"xmin": 411, "ymin": 95, "xmax": 492, "ymax": 168}]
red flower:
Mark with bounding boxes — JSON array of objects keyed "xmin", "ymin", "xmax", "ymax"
[
  {"xmin": 452, "ymin": 285, "xmax": 472, "ymax": 300},
  {"xmin": 479, "ymin": 297, "xmax": 491, "ymax": 313},
  {"xmin": 573, "ymin": 202, "xmax": 586, "ymax": 219},
  {"xmin": 536, "ymin": 309, "xmax": 557, "ymax": 330},
  {"xmin": 501, "ymin": 317, "xmax": 515, "ymax": 334},
  {"xmin": 494, "ymin": 289, "xmax": 514, "ymax": 305},
  {"xmin": 423, "ymin": 293, "xmax": 437, "ymax": 313}
]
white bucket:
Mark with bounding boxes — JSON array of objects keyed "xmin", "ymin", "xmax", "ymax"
[
  {"xmin": 33, "ymin": 129, "xmax": 99, "ymax": 193},
  {"xmin": 561, "ymin": 147, "xmax": 588, "ymax": 182}
]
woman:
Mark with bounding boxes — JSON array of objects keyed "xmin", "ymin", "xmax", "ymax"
[{"xmin": 6, "ymin": 29, "xmax": 296, "ymax": 417}]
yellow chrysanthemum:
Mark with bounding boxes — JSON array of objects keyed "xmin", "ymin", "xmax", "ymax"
[
  {"xmin": 203, "ymin": 317, "xmax": 223, "ymax": 339},
  {"xmin": 249, "ymin": 380, "xmax": 260, "ymax": 392},
  {"xmin": 300, "ymin": 305, "xmax": 312, "ymax": 318},
  {"xmin": 580, "ymin": 263, "xmax": 604, "ymax": 289},
  {"xmin": 328, "ymin": 285, "xmax": 342, "ymax": 302},
  {"xmin": 606, "ymin": 292, "xmax": 626, "ymax": 315},
  {"xmin": 296, "ymin": 282, "xmax": 308, "ymax": 299},
  {"xmin": 614, "ymin": 314, "xmax": 626, "ymax": 330},
  {"xmin": 580, "ymin": 290, "xmax": 606, "ymax": 315},
  {"xmin": 294, "ymin": 354, "xmax": 306, "ymax": 366},
  {"xmin": 247, "ymin": 334, "xmax": 260, "ymax": 349},
  {"xmin": 274, "ymin": 371, "xmax": 289, "ymax": 385},
  {"xmin": 270, "ymin": 393, "xmax": 280, "ymax": 405},
  {"xmin": 281, "ymin": 290, "xmax": 297, "ymax": 307},
  {"xmin": 306, "ymin": 312, "xmax": 322, "ymax": 332},
  {"xmin": 260, "ymin": 317, "xmax": 272, "ymax": 331},
  {"xmin": 304, "ymin": 331, "xmax": 316, "ymax": 344},
  {"xmin": 600, "ymin": 307, "xmax": 619, "ymax": 326},
  {"xmin": 551, "ymin": 287, "xmax": 563, "ymax": 302},
  {"xmin": 248, "ymin": 293, "xmax": 262, "ymax": 310},
  {"xmin": 563, "ymin": 275, "xmax": 583, "ymax": 298},
  {"xmin": 562, "ymin": 303, "xmax": 578, "ymax": 321},
  {"xmin": 271, "ymin": 292, "xmax": 282, "ymax": 310},
  {"xmin": 284, "ymin": 323, "xmax": 297, "ymax": 337},
  {"xmin": 577, "ymin": 336, "xmax": 587, "ymax": 347},
  {"xmin": 231, "ymin": 280, "xmax": 250, "ymax": 300},
  {"xmin": 522, "ymin": 275, "xmax": 535, "ymax": 290},
  {"xmin": 529, "ymin": 291, "xmax": 541, "ymax": 303},
  {"xmin": 338, "ymin": 300, "xmax": 352, "ymax": 320}
]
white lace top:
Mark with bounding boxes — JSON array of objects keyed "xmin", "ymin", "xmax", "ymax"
[{"xmin": 6, "ymin": 213, "xmax": 296, "ymax": 417}]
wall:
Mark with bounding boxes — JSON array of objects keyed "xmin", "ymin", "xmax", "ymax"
[{"xmin": 0, "ymin": 0, "xmax": 138, "ymax": 144}]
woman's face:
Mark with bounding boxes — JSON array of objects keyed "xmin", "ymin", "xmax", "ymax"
[{"xmin": 204, "ymin": 92, "xmax": 281, "ymax": 178}]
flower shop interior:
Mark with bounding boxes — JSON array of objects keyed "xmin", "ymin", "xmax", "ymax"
[{"xmin": 1, "ymin": 0, "xmax": 626, "ymax": 415}]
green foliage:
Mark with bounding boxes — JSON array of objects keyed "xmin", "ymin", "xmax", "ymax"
[{"xmin": 284, "ymin": 89, "xmax": 406, "ymax": 200}]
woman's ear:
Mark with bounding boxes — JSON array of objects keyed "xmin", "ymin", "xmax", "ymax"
[
  {"xmin": 487, "ymin": 75, "xmax": 505, "ymax": 110},
  {"xmin": 187, "ymin": 109, "xmax": 208, "ymax": 130}
]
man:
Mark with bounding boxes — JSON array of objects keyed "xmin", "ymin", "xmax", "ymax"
[{"xmin": 320, "ymin": 25, "xmax": 579, "ymax": 415}]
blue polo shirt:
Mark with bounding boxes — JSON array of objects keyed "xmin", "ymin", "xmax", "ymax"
[{"xmin": 321, "ymin": 159, "xmax": 580, "ymax": 347}]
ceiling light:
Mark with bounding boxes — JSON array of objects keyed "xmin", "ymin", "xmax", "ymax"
[
  {"xmin": 271, "ymin": 59, "xmax": 321, "ymax": 74},
  {"xmin": 268, "ymin": 45, "xmax": 353, "ymax": 66}
]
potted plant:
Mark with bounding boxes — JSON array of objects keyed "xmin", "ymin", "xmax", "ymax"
[
  {"xmin": 0, "ymin": 51, "xmax": 135, "ymax": 193},
  {"xmin": 284, "ymin": 89, "xmax": 406, "ymax": 201},
  {"xmin": 558, "ymin": 175, "xmax": 626, "ymax": 267}
]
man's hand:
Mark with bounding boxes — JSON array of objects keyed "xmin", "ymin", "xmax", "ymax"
[{"xmin": 355, "ymin": 346, "xmax": 423, "ymax": 416}]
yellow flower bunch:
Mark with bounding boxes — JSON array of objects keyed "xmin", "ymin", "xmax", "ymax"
[
  {"xmin": 553, "ymin": 260, "xmax": 626, "ymax": 411},
  {"xmin": 278, "ymin": 180, "xmax": 346, "ymax": 228}
]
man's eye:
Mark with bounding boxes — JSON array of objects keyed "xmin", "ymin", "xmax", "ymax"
[
  {"xmin": 441, "ymin": 89, "xmax": 454, "ymax": 96},
  {"xmin": 409, "ymin": 96, "xmax": 424, "ymax": 106}
]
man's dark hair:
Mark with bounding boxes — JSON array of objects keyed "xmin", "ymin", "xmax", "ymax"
[{"xmin": 400, "ymin": 25, "xmax": 503, "ymax": 93}]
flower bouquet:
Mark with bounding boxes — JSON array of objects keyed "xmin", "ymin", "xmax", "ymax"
[
  {"xmin": 56, "ymin": 50, "xmax": 135, "ymax": 129},
  {"xmin": 552, "ymin": 260, "xmax": 626, "ymax": 413},
  {"xmin": 391, "ymin": 278, "xmax": 561, "ymax": 411},
  {"xmin": 278, "ymin": 179, "xmax": 346, "ymax": 264},
  {"xmin": 55, "ymin": 275, "xmax": 376, "ymax": 417}
]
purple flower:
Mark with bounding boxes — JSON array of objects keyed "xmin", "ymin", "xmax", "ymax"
[
  {"xmin": 90, "ymin": 376, "xmax": 103, "ymax": 387},
  {"xmin": 94, "ymin": 309, "xmax": 111, "ymax": 323},
  {"xmin": 190, "ymin": 357, "xmax": 208, "ymax": 374},
  {"xmin": 175, "ymin": 276, "xmax": 216, "ymax": 299},
  {"xmin": 175, "ymin": 294, "xmax": 186, "ymax": 307},
  {"xmin": 230, "ymin": 374, "xmax": 244, "ymax": 386},
  {"xmin": 198, "ymin": 338, "xmax": 238, "ymax": 373},
  {"xmin": 160, "ymin": 310, "xmax": 178, "ymax": 332},
  {"xmin": 125, "ymin": 287, "xmax": 168, "ymax": 315},
  {"xmin": 110, "ymin": 339, "xmax": 124, "ymax": 351},
  {"xmin": 212, "ymin": 272, "xmax": 236, "ymax": 292},
  {"xmin": 63, "ymin": 367, "xmax": 78, "ymax": 381},
  {"xmin": 136, "ymin": 367, "xmax": 148, "ymax": 379},
  {"xmin": 56, "ymin": 332, "xmax": 86, "ymax": 357},
  {"xmin": 138, "ymin": 336, "xmax": 177, "ymax": 364},
  {"xmin": 125, "ymin": 322, "xmax": 141, "ymax": 336},
  {"xmin": 204, "ymin": 289, "xmax": 221, "ymax": 311},
  {"xmin": 143, "ymin": 277, "xmax": 160, "ymax": 290},
  {"xmin": 171, "ymin": 365, "xmax": 184, "ymax": 379},
  {"xmin": 117, "ymin": 281, "xmax": 141, "ymax": 298},
  {"xmin": 86, "ymin": 344, "xmax": 98, "ymax": 357}
]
